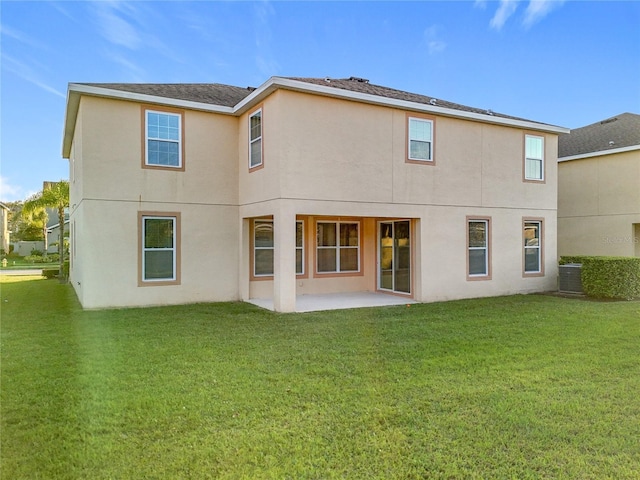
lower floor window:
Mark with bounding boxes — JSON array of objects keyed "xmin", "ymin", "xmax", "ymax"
[
  {"xmin": 253, "ymin": 219, "xmax": 304, "ymax": 277},
  {"xmin": 524, "ymin": 220, "xmax": 542, "ymax": 274},
  {"xmin": 468, "ymin": 218, "xmax": 490, "ymax": 278},
  {"xmin": 141, "ymin": 214, "xmax": 179, "ymax": 283},
  {"xmin": 317, "ymin": 221, "xmax": 360, "ymax": 273}
]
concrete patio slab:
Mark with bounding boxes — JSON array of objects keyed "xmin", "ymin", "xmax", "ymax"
[{"xmin": 247, "ymin": 291, "xmax": 417, "ymax": 313}]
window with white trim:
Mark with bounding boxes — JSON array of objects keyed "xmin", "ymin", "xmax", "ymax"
[
  {"xmin": 317, "ymin": 222, "xmax": 360, "ymax": 273},
  {"xmin": 468, "ymin": 219, "xmax": 490, "ymax": 278},
  {"xmin": 249, "ymin": 109, "xmax": 262, "ymax": 169},
  {"xmin": 253, "ymin": 219, "xmax": 273, "ymax": 276},
  {"xmin": 408, "ymin": 117, "xmax": 433, "ymax": 162},
  {"xmin": 253, "ymin": 219, "xmax": 304, "ymax": 277},
  {"xmin": 145, "ymin": 110, "xmax": 182, "ymax": 168},
  {"xmin": 524, "ymin": 220, "xmax": 542, "ymax": 274},
  {"xmin": 296, "ymin": 221, "xmax": 304, "ymax": 275},
  {"xmin": 141, "ymin": 215, "xmax": 177, "ymax": 282},
  {"xmin": 525, "ymin": 135, "xmax": 544, "ymax": 181}
]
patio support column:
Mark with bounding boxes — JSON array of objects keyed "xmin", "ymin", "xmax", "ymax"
[
  {"xmin": 239, "ymin": 217, "xmax": 250, "ymax": 302},
  {"xmin": 273, "ymin": 205, "xmax": 297, "ymax": 312}
]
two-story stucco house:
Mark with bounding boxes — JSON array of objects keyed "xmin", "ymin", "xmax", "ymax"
[
  {"xmin": 558, "ymin": 113, "xmax": 640, "ymax": 257},
  {"xmin": 62, "ymin": 76, "xmax": 568, "ymax": 311}
]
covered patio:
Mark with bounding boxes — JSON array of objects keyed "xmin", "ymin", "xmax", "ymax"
[{"xmin": 247, "ymin": 291, "xmax": 417, "ymax": 313}]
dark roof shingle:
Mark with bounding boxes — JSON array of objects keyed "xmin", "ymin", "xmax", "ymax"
[
  {"xmin": 287, "ymin": 77, "xmax": 534, "ymax": 123},
  {"xmin": 559, "ymin": 112, "xmax": 640, "ymax": 158},
  {"xmin": 82, "ymin": 83, "xmax": 253, "ymax": 107}
]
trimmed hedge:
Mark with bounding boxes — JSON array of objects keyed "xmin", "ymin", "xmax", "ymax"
[
  {"xmin": 42, "ymin": 269, "xmax": 58, "ymax": 279},
  {"xmin": 559, "ymin": 256, "xmax": 640, "ymax": 300}
]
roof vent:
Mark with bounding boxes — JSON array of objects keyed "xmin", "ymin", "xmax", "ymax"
[
  {"xmin": 246, "ymin": 86, "xmax": 256, "ymax": 92},
  {"xmin": 430, "ymin": 98, "xmax": 437, "ymax": 106},
  {"xmin": 348, "ymin": 76, "xmax": 369, "ymax": 83},
  {"xmin": 486, "ymin": 109, "xmax": 494, "ymax": 116},
  {"xmin": 609, "ymin": 141, "xmax": 615, "ymax": 146},
  {"xmin": 324, "ymin": 78, "xmax": 331, "ymax": 83},
  {"xmin": 600, "ymin": 117, "xmax": 618, "ymax": 125}
]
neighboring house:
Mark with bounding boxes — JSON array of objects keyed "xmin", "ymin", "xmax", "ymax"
[
  {"xmin": 46, "ymin": 220, "xmax": 70, "ymax": 254},
  {"xmin": 558, "ymin": 113, "xmax": 640, "ymax": 257},
  {"xmin": 0, "ymin": 202, "xmax": 9, "ymax": 253},
  {"xmin": 62, "ymin": 76, "xmax": 568, "ymax": 311}
]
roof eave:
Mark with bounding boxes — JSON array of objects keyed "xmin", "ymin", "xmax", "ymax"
[
  {"xmin": 558, "ymin": 144, "xmax": 640, "ymax": 162},
  {"xmin": 62, "ymin": 78, "xmax": 570, "ymax": 159},
  {"xmin": 239, "ymin": 77, "xmax": 570, "ymax": 134},
  {"xmin": 62, "ymin": 83, "xmax": 236, "ymax": 158}
]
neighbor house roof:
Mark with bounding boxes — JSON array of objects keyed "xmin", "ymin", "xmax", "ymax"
[
  {"xmin": 63, "ymin": 76, "xmax": 569, "ymax": 158},
  {"xmin": 558, "ymin": 112, "xmax": 640, "ymax": 161}
]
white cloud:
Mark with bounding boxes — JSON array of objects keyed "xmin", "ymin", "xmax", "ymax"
[
  {"xmin": 1, "ymin": 54, "xmax": 66, "ymax": 98},
  {"xmin": 0, "ymin": 25, "xmax": 50, "ymax": 51},
  {"xmin": 487, "ymin": 0, "xmax": 565, "ymax": 30},
  {"xmin": 424, "ymin": 25, "xmax": 447, "ymax": 55},
  {"xmin": 93, "ymin": 2, "xmax": 142, "ymax": 50},
  {"xmin": 490, "ymin": 0, "xmax": 519, "ymax": 30},
  {"xmin": 253, "ymin": 1, "xmax": 280, "ymax": 77},
  {"xmin": 0, "ymin": 176, "xmax": 24, "ymax": 202},
  {"xmin": 523, "ymin": 0, "xmax": 565, "ymax": 29}
]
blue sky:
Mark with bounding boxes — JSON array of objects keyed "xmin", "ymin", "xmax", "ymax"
[{"xmin": 1, "ymin": 0, "xmax": 639, "ymax": 202}]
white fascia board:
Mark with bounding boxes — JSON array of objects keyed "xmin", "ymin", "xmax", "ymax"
[
  {"xmin": 236, "ymin": 77, "xmax": 570, "ymax": 135},
  {"xmin": 558, "ymin": 144, "xmax": 640, "ymax": 162},
  {"xmin": 62, "ymin": 87, "xmax": 81, "ymax": 158},
  {"xmin": 67, "ymin": 83, "xmax": 235, "ymax": 114}
]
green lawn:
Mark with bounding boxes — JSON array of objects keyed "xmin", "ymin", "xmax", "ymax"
[
  {"xmin": 1, "ymin": 256, "xmax": 54, "ymax": 270},
  {"xmin": 2, "ymin": 276, "xmax": 639, "ymax": 479}
]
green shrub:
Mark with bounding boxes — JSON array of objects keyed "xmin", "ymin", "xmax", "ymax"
[
  {"xmin": 559, "ymin": 256, "xmax": 640, "ymax": 300},
  {"xmin": 42, "ymin": 269, "xmax": 57, "ymax": 279},
  {"xmin": 24, "ymin": 255, "xmax": 45, "ymax": 264},
  {"xmin": 30, "ymin": 249, "xmax": 44, "ymax": 256}
]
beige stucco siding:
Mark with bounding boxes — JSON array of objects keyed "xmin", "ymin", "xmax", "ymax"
[
  {"xmin": 69, "ymin": 96, "xmax": 241, "ymax": 308},
  {"xmin": 78, "ymin": 96, "xmax": 238, "ymax": 205},
  {"xmin": 72, "ymin": 199, "xmax": 239, "ymax": 309},
  {"xmin": 558, "ymin": 149, "xmax": 640, "ymax": 256},
  {"xmin": 243, "ymin": 90, "xmax": 557, "ymax": 211}
]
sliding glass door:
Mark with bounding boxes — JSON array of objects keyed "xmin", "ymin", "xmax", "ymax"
[{"xmin": 379, "ymin": 221, "xmax": 411, "ymax": 294}]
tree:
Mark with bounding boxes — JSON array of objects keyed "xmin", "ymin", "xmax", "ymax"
[
  {"xmin": 22, "ymin": 181, "xmax": 70, "ymax": 280},
  {"xmin": 5, "ymin": 201, "xmax": 45, "ymax": 242}
]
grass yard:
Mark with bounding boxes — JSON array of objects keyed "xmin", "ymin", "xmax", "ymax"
[{"xmin": 1, "ymin": 276, "xmax": 639, "ymax": 479}]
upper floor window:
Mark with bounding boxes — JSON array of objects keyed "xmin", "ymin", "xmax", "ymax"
[
  {"xmin": 249, "ymin": 109, "xmax": 263, "ymax": 169},
  {"xmin": 524, "ymin": 135, "xmax": 544, "ymax": 181},
  {"xmin": 408, "ymin": 117, "xmax": 434, "ymax": 162},
  {"xmin": 145, "ymin": 109, "xmax": 183, "ymax": 169}
]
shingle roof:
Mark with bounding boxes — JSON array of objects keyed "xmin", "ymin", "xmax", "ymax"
[
  {"xmin": 80, "ymin": 77, "xmax": 550, "ymax": 125},
  {"xmin": 287, "ymin": 77, "xmax": 534, "ymax": 123},
  {"xmin": 558, "ymin": 112, "xmax": 640, "ymax": 158},
  {"xmin": 81, "ymin": 83, "xmax": 254, "ymax": 107}
]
